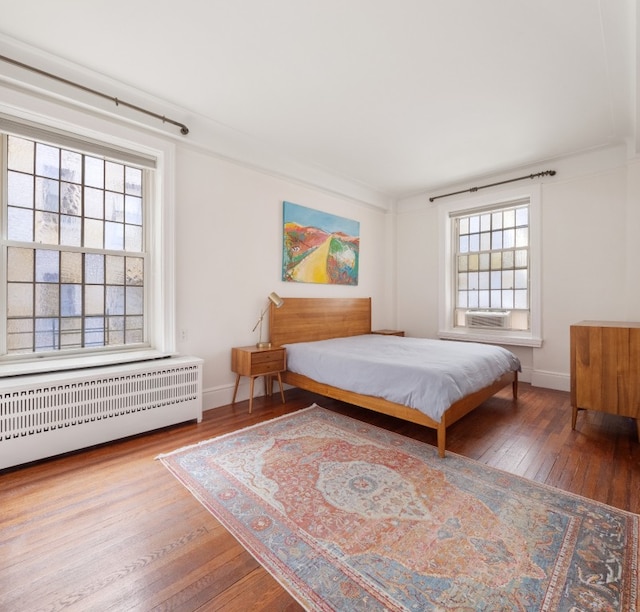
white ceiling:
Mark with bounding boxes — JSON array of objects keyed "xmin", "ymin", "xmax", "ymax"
[{"xmin": 0, "ymin": 1, "xmax": 636, "ymax": 204}]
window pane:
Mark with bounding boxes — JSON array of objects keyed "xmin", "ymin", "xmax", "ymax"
[
  {"xmin": 35, "ymin": 211, "xmax": 59, "ymax": 244},
  {"xmin": 61, "ymin": 150, "xmax": 82, "ymax": 183},
  {"xmin": 490, "ymin": 252, "xmax": 502, "ymax": 269},
  {"xmin": 503, "ymin": 228, "xmax": 515, "ymax": 249},
  {"xmin": 479, "ymin": 253, "xmax": 490, "ymax": 270},
  {"xmin": 501, "ymin": 270, "xmax": 514, "ymax": 289},
  {"xmin": 106, "ymin": 285, "xmax": 125, "ymax": 315},
  {"xmin": 36, "ymin": 143, "xmax": 59, "ymax": 179},
  {"xmin": 60, "ymin": 215, "xmax": 82, "ymax": 247},
  {"xmin": 516, "ymin": 207, "xmax": 528, "ymax": 226},
  {"xmin": 8, "ymin": 283, "xmax": 33, "ymax": 317},
  {"xmin": 491, "ymin": 211, "xmax": 502, "ymax": 229},
  {"xmin": 85, "ymin": 253, "xmax": 104, "ymax": 284},
  {"xmin": 60, "ymin": 317, "xmax": 82, "ymax": 349},
  {"xmin": 85, "ymin": 156, "xmax": 104, "ymax": 188},
  {"xmin": 469, "ymin": 233, "xmax": 480, "ymax": 252},
  {"xmin": 8, "ymin": 136, "xmax": 34, "ymax": 173},
  {"xmin": 105, "ymin": 221, "xmax": 124, "ymax": 250},
  {"xmin": 514, "ymin": 289, "xmax": 528, "ymax": 309},
  {"xmin": 85, "ymin": 187, "xmax": 104, "ymax": 218},
  {"xmin": 85, "ymin": 285, "xmax": 105, "ymax": 315},
  {"xmin": 126, "ymin": 257, "xmax": 143, "ymax": 285},
  {"xmin": 35, "ymin": 177, "xmax": 59, "ymax": 212},
  {"xmin": 35, "ymin": 249, "xmax": 59, "ymax": 282},
  {"xmin": 84, "ymin": 218, "xmax": 104, "ymax": 249},
  {"xmin": 35, "ymin": 284, "xmax": 59, "ymax": 317},
  {"xmin": 61, "ymin": 182, "xmax": 81, "ymax": 215},
  {"xmin": 503, "ymin": 250, "xmax": 514, "ymax": 268},
  {"xmin": 35, "ymin": 318, "xmax": 59, "ymax": 351},
  {"xmin": 126, "ymin": 286, "xmax": 143, "ymax": 315},
  {"xmin": 105, "ymin": 161, "xmax": 124, "ymax": 192},
  {"xmin": 515, "ymin": 249, "xmax": 528, "ymax": 268},
  {"xmin": 515, "ymin": 227, "xmax": 528, "ymax": 247},
  {"xmin": 85, "ymin": 316, "xmax": 105, "ymax": 346},
  {"xmin": 125, "ymin": 166, "xmax": 142, "ymax": 196},
  {"xmin": 491, "ymin": 230, "xmax": 502, "ymax": 249},
  {"xmin": 8, "ymin": 171, "xmax": 34, "ymax": 208},
  {"xmin": 458, "ymin": 255, "xmax": 468, "ymax": 272},
  {"xmin": 469, "ymin": 215, "xmax": 480, "ymax": 233},
  {"xmin": 459, "ymin": 235, "xmax": 469, "ymax": 253},
  {"xmin": 7, "ymin": 318, "xmax": 33, "ymax": 352},
  {"xmin": 125, "ymin": 196, "xmax": 142, "ymax": 225},
  {"xmin": 502, "ymin": 290, "xmax": 514, "ymax": 309},
  {"xmin": 503, "ymin": 209, "xmax": 515, "ymax": 227},
  {"xmin": 478, "ymin": 290, "xmax": 490, "ymax": 308},
  {"xmin": 61, "ymin": 251, "xmax": 82, "ymax": 283},
  {"xmin": 106, "ymin": 255, "xmax": 125, "ymax": 285},
  {"xmin": 61, "ymin": 284, "xmax": 82, "ymax": 317},
  {"xmin": 8, "ymin": 247, "xmax": 34, "ymax": 282},
  {"xmin": 106, "ymin": 192, "xmax": 124, "ymax": 222},
  {"xmin": 468, "ymin": 254, "xmax": 479, "ymax": 271},
  {"xmin": 458, "ymin": 273, "xmax": 468, "ymax": 290},
  {"xmin": 8, "ymin": 207, "xmax": 34, "ymax": 241},
  {"xmin": 125, "ymin": 228, "xmax": 143, "ymax": 252},
  {"xmin": 515, "ymin": 269, "xmax": 528, "ymax": 289}
]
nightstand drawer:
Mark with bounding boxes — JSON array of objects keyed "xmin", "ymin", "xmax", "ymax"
[{"xmin": 251, "ymin": 348, "xmax": 286, "ymax": 373}]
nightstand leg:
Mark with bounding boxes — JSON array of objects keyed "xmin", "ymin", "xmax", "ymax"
[
  {"xmin": 248, "ymin": 376, "xmax": 255, "ymax": 414},
  {"xmin": 276, "ymin": 372, "xmax": 285, "ymax": 404},
  {"xmin": 232, "ymin": 374, "xmax": 241, "ymax": 404}
]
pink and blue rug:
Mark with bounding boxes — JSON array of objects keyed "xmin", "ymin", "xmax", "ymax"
[{"xmin": 158, "ymin": 405, "xmax": 639, "ymax": 610}]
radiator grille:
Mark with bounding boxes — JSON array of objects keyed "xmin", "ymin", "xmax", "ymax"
[{"xmin": 1, "ymin": 359, "xmax": 201, "ymax": 442}]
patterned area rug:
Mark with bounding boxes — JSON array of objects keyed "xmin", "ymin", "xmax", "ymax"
[{"xmin": 158, "ymin": 405, "xmax": 639, "ymax": 611}]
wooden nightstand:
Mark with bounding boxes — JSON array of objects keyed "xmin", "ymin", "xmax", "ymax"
[
  {"xmin": 372, "ymin": 329, "xmax": 405, "ymax": 337},
  {"xmin": 231, "ymin": 345, "xmax": 286, "ymax": 413}
]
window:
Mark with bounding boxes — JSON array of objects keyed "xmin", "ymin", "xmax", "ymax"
[
  {"xmin": 0, "ymin": 115, "xmax": 176, "ymax": 374},
  {"xmin": 439, "ymin": 185, "xmax": 542, "ymax": 347}
]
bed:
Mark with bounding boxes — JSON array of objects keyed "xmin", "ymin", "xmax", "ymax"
[{"xmin": 269, "ymin": 297, "xmax": 519, "ymax": 457}]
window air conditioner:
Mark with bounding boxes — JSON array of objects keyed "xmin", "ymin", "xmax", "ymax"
[{"xmin": 465, "ymin": 310, "xmax": 511, "ymax": 329}]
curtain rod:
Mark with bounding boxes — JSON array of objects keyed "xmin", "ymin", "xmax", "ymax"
[
  {"xmin": 0, "ymin": 54, "xmax": 190, "ymax": 136},
  {"xmin": 429, "ymin": 170, "xmax": 556, "ymax": 202}
]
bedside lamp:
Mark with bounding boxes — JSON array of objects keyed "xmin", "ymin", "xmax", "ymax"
[{"xmin": 252, "ymin": 292, "xmax": 284, "ymax": 348}]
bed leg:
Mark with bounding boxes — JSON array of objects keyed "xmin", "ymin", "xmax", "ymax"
[
  {"xmin": 512, "ymin": 371, "xmax": 519, "ymax": 400},
  {"xmin": 437, "ymin": 422, "xmax": 446, "ymax": 458}
]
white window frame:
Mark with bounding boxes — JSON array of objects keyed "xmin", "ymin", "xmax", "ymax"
[
  {"xmin": 438, "ymin": 184, "xmax": 542, "ymax": 347},
  {"xmin": 0, "ymin": 106, "xmax": 176, "ymax": 377}
]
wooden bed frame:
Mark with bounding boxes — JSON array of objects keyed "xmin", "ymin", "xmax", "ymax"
[{"xmin": 269, "ymin": 297, "xmax": 518, "ymax": 457}]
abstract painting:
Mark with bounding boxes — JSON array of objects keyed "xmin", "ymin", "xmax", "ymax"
[{"xmin": 282, "ymin": 201, "xmax": 359, "ymax": 285}]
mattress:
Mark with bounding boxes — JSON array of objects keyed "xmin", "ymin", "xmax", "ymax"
[{"xmin": 283, "ymin": 334, "xmax": 521, "ymax": 422}]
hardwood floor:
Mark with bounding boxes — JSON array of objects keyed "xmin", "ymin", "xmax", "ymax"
[{"xmin": 1, "ymin": 383, "xmax": 638, "ymax": 611}]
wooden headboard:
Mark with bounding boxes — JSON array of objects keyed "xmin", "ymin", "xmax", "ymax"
[{"xmin": 269, "ymin": 297, "xmax": 372, "ymax": 347}]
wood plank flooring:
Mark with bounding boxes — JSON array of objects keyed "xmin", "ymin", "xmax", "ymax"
[{"xmin": 1, "ymin": 383, "xmax": 638, "ymax": 611}]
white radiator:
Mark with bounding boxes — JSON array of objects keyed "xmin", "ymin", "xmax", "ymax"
[{"xmin": 0, "ymin": 356, "xmax": 203, "ymax": 470}]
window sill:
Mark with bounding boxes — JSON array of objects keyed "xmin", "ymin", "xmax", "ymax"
[
  {"xmin": 438, "ymin": 329, "xmax": 543, "ymax": 348},
  {"xmin": 0, "ymin": 349, "xmax": 176, "ymax": 379}
]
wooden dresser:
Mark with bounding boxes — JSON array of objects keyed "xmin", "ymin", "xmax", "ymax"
[{"xmin": 570, "ymin": 321, "xmax": 640, "ymax": 439}]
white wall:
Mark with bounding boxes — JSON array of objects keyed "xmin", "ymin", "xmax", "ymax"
[
  {"xmin": 0, "ymin": 82, "xmax": 395, "ymax": 411},
  {"xmin": 174, "ymin": 145, "xmax": 395, "ymax": 409},
  {"xmin": 396, "ymin": 145, "xmax": 640, "ymax": 391}
]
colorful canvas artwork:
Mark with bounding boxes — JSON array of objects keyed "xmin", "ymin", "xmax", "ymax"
[{"xmin": 282, "ymin": 201, "xmax": 359, "ymax": 285}]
